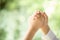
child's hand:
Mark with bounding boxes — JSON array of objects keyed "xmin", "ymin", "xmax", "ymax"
[{"xmin": 28, "ymin": 11, "xmax": 48, "ymax": 29}]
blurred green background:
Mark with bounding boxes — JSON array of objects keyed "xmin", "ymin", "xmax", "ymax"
[{"xmin": 0, "ymin": 0, "xmax": 60, "ymax": 40}]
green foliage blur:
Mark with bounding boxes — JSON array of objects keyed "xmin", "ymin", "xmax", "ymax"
[{"xmin": 0, "ymin": 0, "xmax": 60, "ymax": 40}]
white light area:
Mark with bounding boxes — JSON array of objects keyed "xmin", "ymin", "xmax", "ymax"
[
  {"xmin": 45, "ymin": 7, "xmax": 54, "ymax": 16},
  {"xmin": 18, "ymin": 15, "xmax": 25, "ymax": 23},
  {"xmin": 0, "ymin": 11, "xmax": 20, "ymax": 40},
  {"xmin": 5, "ymin": 16, "xmax": 16, "ymax": 40},
  {"xmin": 43, "ymin": 0, "xmax": 57, "ymax": 17},
  {"xmin": 6, "ymin": 32, "xmax": 14, "ymax": 40},
  {"xmin": 5, "ymin": 17, "xmax": 16, "ymax": 31}
]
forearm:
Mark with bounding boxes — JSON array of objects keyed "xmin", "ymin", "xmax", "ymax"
[
  {"xmin": 41, "ymin": 25, "xmax": 58, "ymax": 40},
  {"xmin": 24, "ymin": 26, "xmax": 38, "ymax": 40}
]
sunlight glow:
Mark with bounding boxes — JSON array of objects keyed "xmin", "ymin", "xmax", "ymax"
[{"xmin": 43, "ymin": 0, "xmax": 57, "ymax": 17}]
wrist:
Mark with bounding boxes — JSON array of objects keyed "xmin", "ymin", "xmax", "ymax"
[
  {"xmin": 29, "ymin": 25, "xmax": 39, "ymax": 31},
  {"xmin": 24, "ymin": 26, "xmax": 38, "ymax": 40},
  {"xmin": 41, "ymin": 25, "xmax": 50, "ymax": 35},
  {"xmin": 43, "ymin": 30, "xmax": 58, "ymax": 40}
]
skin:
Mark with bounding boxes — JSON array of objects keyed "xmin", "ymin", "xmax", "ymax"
[{"xmin": 23, "ymin": 11, "xmax": 50, "ymax": 40}]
